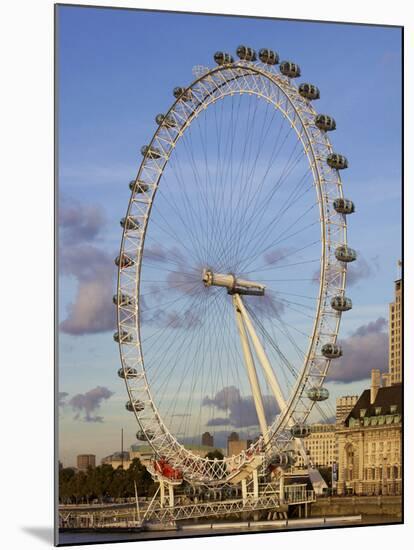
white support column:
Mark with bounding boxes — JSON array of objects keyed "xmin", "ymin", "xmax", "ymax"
[
  {"xmin": 241, "ymin": 478, "xmax": 248, "ymax": 505},
  {"xmin": 279, "ymin": 470, "xmax": 285, "ymax": 504},
  {"xmin": 253, "ymin": 468, "xmax": 259, "ymax": 499},
  {"xmin": 168, "ymin": 483, "xmax": 174, "ymax": 508},
  {"xmin": 234, "ymin": 293, "xmax": 309, "ymax": 465},
  {"xmin": 233, "ymin": 295, "xmax": 269, "ymax": 444},
  {"xmin": 159, "ymin": 480, "xmax": 165, "ymax": 508},
  {"xmin": 234, "ymin": 293, "xmax": 287, "ymax": 413}
]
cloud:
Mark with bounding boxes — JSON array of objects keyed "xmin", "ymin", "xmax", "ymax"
[
  {"xmin": 59, "ymin": 245, "xmax": 116, "ymax": 335},
  {"xmin": 206, "ymin": 417, "xmax": 231, "ymax": 426},
  {"xmin": 312, "ymin": 253, "xmax": 378, "ymax": 288},
  {"xmin": 142, "ymin": 305, "xmax": 201, "ymax": 330},
  {"xmin": 59, "ymin": 196, "xmax": 116, "ymax": 335},
  {"xmin": 346, "ymin": 256, "xmax": 376, "ymax": 287},
  {"xmin": 60, "ymin": 197, "xmax": 106, "ymax": 245},
  {"xmin": 352, "ymin": 317, "xmax": 387, "ymax": 337},
  {"xmin": 263, "ymin": 247, "xmax": 294, "ymax": 266},
  {"xmin": 328, "ymin": 317, "xmax": 388, "ymax": 383},
  {"xmin": 69, "ymin": 386, "xmax": 114, "ymax": 422},
  {"xmin": 144, "ymin": 245, "xmax": 185, "ymax": 265},
  {"xmin": 245, "ymin": 290, "xmax": 285, "ymax": 320},
  {"xmin": 58, "ymin": 392, "xmax": 69, "ymax": 407},
  {"xmin": 203, "ymin": 385, "xmax": 280, "ymax": 428}
]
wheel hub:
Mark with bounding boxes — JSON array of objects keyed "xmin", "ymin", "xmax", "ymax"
[{"xmin": 202, "ymin": 269, "xmax": 265, "ymax": 296}]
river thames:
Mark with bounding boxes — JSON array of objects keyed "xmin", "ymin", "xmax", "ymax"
[{"xmin": 59, "ymin": 515, "xmax": 401, "ymax": 545}]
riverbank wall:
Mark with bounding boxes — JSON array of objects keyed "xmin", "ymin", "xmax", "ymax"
[{"xmin": 310, "ymin": 496, "xmax": 402, "ymax": 518}]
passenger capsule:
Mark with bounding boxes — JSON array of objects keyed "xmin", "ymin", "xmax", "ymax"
[
  {"xmin": 280, "ymin": 61, "xmax": 301, "ymax": 78},
  {"xmin": 258, "ymin": 48, "xmax": 279, "ymax": 65},
  {"xmin": 298, "ymin": 83, "xmax": 320, "ymax": 100},
  {"xmin": 120, "ymin": 216, "xmax": 140, "ymax": 231},
  {"xmin": 112, "ymin": 293, "xmax": 135, "ymax": 307},
  {"xmin": 327, "ymin": 153, "xmax": 348, "ymax": 170},
  {"xmin": 268, "ymin": 452, "xmax": 294, "ymax": 468},
  {"xmin": 290, "ymin": 424, "xmax": 311, "ymax": 438},
  {"xmin": 236, "ymin": 45, "xmax": 256, "ymax": 61},
  {"xmin": 335, "ymin": 245, "xmax": 357, "ymax": 263},
  {"xmin": 113, "ymin": 330, "xmax": 133, "ymax": 344},
  {"xmin": 214, "ymin": 51, "xmax": 234, "ymax": 65},
  {"xmin": 333, "ymin": 198, "xmax": 355, "ymax": 215},
  {"xmin": 115, "ymin": 254, "xmax": 134, "ymax": 269},
  {"xmin": 136, "ymin": 429, "xmax": 155, "ymax": 441},
  {"xmin": 331, "ymin": 295, "xmax": 352, "ymax": 312},
  {"xmin": 307, "ymin": 387, "xmax": 329, "ymax": 402},
  {"xmin": 173, "ymin": 87, "xmax": 192, "ymax": 101},
  {"xmin": 129, "ymin": 180, "xmax": 149, "ymax": 193},
  {"xmin": 117, "ymin": 367, "xmax": 138, "ymax": 379},
  {"xmin": 315, "ymin": 114, "xmax": 336, "ymax": 131},
  {"xmin": 321, "ymin": 343, "xmax": 343, "ymax": 359},
  {"xmin": 141, "ymin": 145, "xmax": 161, "ymax": 159},
  {"xmin": 155, "ymin": 113, "xmax": 177, "ymax": 128},
  {"xmin": 125, "ymin": 400, "xmax": 145, "ymax": 413}
]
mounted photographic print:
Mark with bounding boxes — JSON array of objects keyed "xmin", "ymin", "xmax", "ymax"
[{"xmin": 56, "ymin": 3, "xmax": 403, "ymax": 546}]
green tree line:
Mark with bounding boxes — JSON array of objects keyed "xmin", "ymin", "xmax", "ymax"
[{"xmin": 59, "ymin": 458, "xmax": 156, "ymax": 504}]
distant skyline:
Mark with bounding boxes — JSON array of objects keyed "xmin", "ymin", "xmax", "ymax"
[{"xmin": 57, "ymin": 5, "xmax": 402, "ymax": 466}]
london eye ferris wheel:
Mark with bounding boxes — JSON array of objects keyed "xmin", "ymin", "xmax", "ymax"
[{"xmin": 114, "ymin": 45, "xmax": 356, "ymax": 486}]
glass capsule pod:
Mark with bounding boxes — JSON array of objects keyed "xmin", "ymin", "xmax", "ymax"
[
  {"xmin": 331, "ymin": 295, "xmax": 352, "ymax": 312},
  {"xmin": 214, "ymin": 51, "xmax": 234, "ymax": 65},
  {"xmin": 290, "ymin": 424, "xmax": 311, "ymax": 438},
  {"xmin": 327, "ymin": 153, "xmax": 348, "ymax": 170},
  {"xmin": 280, "ymin": 61, "xmax": 301, "ymax": 78},
  {"xmin": 333, "ymin": 198, "xmax": 355, "ymax": 214},
  {"xmin": 321, "ymin": 343, "xmax": 343, "ymax": 359},
  {"xmin": 335, "ymin": 245, "xmax": 357, "ymax": 263},
  {"xmin": 141, "ymin": 145, "xmax": 162, "ymax": 159},
  {"xmin": 136, "ymin": 429, "xmax": 155, "ymax": 441},
  {"xmin": 117, "ymin": 367, "xmax": 138, "ymax": 379},
  {"xmin": 173, "ymin": 87, "xmax": 192, "ymax": 101},
  {"xmin": 307, "ymin": 387, "xmax": 330, "ymax": 402},
  {"xmin": 113, "ymin": 330, "xmax": 133, "ymax": 343},
  {"xmin": 115, "ymin": 254, "xmax": 134, "ymax": 268},
  {"xmin": 236, "ymin": 45, "xmax": 256, "ymax": 61},
  {"xmin": 155, "ymin": 113, "xmax": 177, "ymax": 128},
  {"xmin": 315, "ymin": 114, "xmax": 336, "ymax": 131},
  {"xmin": 112, "ymin": 293, "xmax": 135, "ymax": 307},
  {"xmin": 298, "ymin": 83, "xmax": 320, "ymax": 100},
  {"xmin": 129, "ymin": 180, "xmax": 149, "ymax": 193},
  {"xmin": 268, "ymin": 452, "xmax": 294, "ymax": 468},
  {"xmin": 258, "ymin": 48, "xmax": 279, "ymax": 65},
  {"xmin": 120, "ymin": 216, "xmax": 140, "ymax": 231},
  {"xmin": 223, "ymin": 486, "xmax": 239, "ymax": 499},
  {"xmin": 125, "ymin": 400, "xmax": 145, "ymax": 412}
]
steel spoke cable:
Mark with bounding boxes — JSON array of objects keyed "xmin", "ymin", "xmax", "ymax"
[
  {"xmin": 217, "ymin": 110, "xmax": 298, "ymax": 271},
  {"xmin": 231, "ymin": 111, "xmax": 305, "ymax": 271},
  {"xmin": 237, "ymin": 168, "xmax": 314, "ymax": 269}
]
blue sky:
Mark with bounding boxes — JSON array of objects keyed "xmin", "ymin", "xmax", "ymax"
[{"xmin": 57, "ymin": 5, "xmax": 402, "ymax": 466}]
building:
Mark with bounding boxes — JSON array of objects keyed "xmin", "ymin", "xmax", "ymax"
[
  {"xmin": 76, "ymin": 454, "xmax": 96, "ymax": 471},
  {"xmin": 201, "ymin": 431, "xmax": 214, "ymax": 447},
  {"xmin": 130, "ymin": 445, "xmax": 153, "ymax": 467},
  {"xmin": 130, "ymin": 443, "xmax": 218, "ymax": 468},
  {"xmin": 336, "ymin": 370, "xmax": 402, "ymax": 496},
  {"xmin": 336, "ymin": 395, "xmax": 358, "ymax": 425},
  {"xmin": 101, "ymin": 451, "xmax": 131, "ymax": 470},
  {"xmin": 296, "ymin": 423, "xmax": 337, "ymax": 468},
  {"xmin": 389, "ymin": 278, "xmax": 402, "ymax": 384},
  {"xmin": 226, "ymin": 432, "xmax": 252, "ymax": 456}
]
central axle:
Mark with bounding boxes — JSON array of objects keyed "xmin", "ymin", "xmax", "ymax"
[{"xmin": 202, "ymin": 269, "xmax": 265, "ymax": 296}]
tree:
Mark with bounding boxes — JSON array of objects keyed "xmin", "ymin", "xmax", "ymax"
[{"xmin": 205, "ymin": 449, "xmax": 224, "ymax": 461}]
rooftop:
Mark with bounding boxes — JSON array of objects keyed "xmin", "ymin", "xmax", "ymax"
[{"xmin": 345, "ymin": 383, "xmax": 402, "ymax": 425}]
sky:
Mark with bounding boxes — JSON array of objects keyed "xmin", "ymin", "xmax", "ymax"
[{"xmin": 57, "ymin": 5, "xmax": 402, "ymax": 466}]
